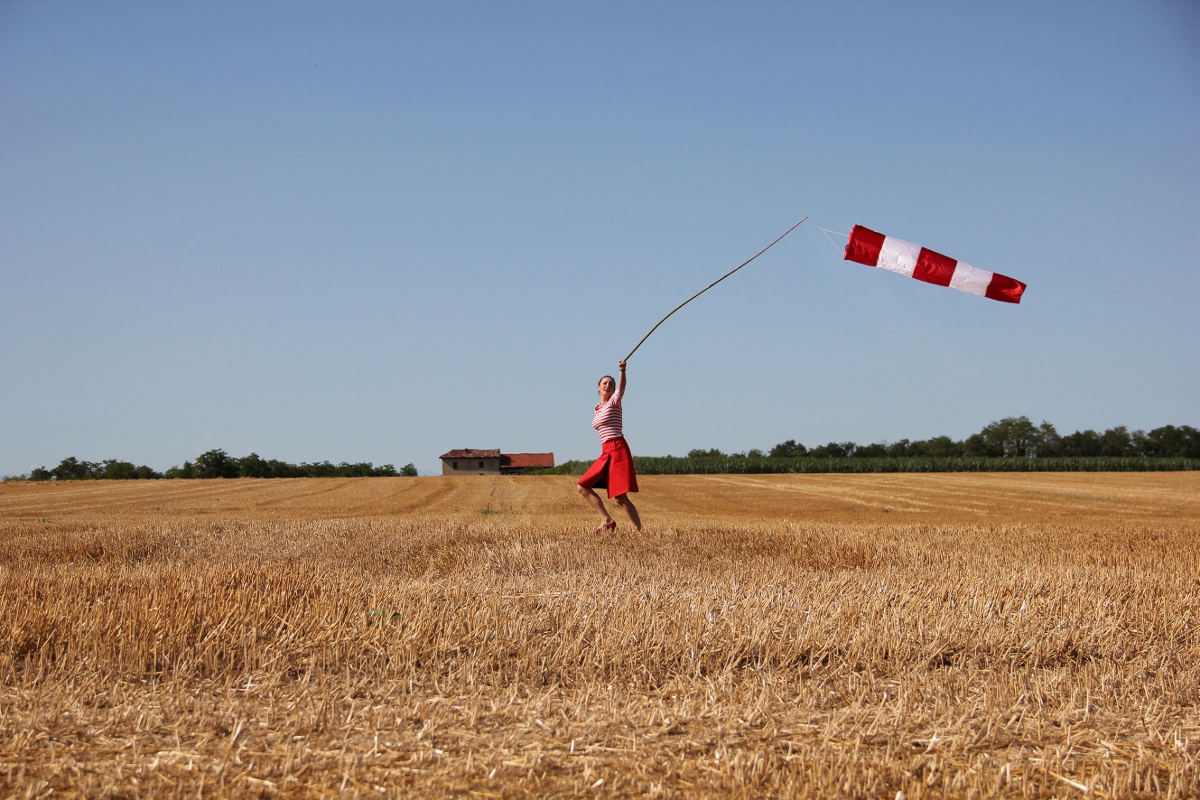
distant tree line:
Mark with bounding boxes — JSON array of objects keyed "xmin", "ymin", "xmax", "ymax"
[
  {"xmin": 13, "ymin": 419, "xmax": 1199, "ymax": 481},
  {"xmin": 755, "ymin": 418, "xmax": 1199, "ymax": 460},
  {"xmin": 537, "ymin": 418, "xmax": 1199, "ymax": 476},
  {"xmin": 23, "ymin": 449, "xmax": 418, "ymax": 481}
]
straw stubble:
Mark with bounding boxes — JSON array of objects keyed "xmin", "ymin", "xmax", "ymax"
[{"xmin": 1, "ymin": 474, "xmax": 1198, "ymax": 797}]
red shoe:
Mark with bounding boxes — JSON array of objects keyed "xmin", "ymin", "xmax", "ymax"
[{"xmin": 594, "ymin": 520, "xmax": 617, "ymax": 533}]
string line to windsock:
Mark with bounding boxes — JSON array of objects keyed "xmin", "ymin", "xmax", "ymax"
[
  {"xmin": 813, "ymin": 225, "xmax": 849, "ymax": 254},
  {"xmin": 623, "ymin": 216, "xmax": 808, "ymax": 362}
]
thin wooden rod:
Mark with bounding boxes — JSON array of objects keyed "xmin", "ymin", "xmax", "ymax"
[{"xmin": 624, "ymin": 216, "xmax": 807, "ymax": 362}]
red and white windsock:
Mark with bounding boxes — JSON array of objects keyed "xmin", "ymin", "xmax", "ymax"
[{"xmin": 844, "ymin": 225, "xmax": 1026, "ymax": 304}]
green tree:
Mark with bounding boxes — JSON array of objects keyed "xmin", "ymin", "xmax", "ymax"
[
  {"xmin": 809, "ymin": 442, "xmax": 856, "ymax": 458},
  {"xmin": 1143, "ymin": 425, "xmax": 1200, "ymax": 458},
  {"xmin": 400, "ymin": 463, "xmax": 418, "ymax": 477},
  {"xmin": 1034, "ymin": 421, "xmax": 1061, "ymax": 457},
  {"xmin": 926, "ymin": 435, "xmax": 963, "ymax": 457},
  {"xmin": 973, "ymin": 416, "xmax": 1051, "ymax": 457},
  {"xmin": 99, "ymin": 460, "xmax": 140, "ymax": 480},
  {"xmin": 50, "ymin": 457, "xmax": 98, "ymax": 480},
  {"xmin": 238, "ymin": 452, "xmax": 269, "ymax": 478},
  {"xmin": 1057, "ymin": 429, "xmax": 1102, "ymax": 457},
  {"xmin": 165, "ymin": 460, "xmax": 196, "ymax": 479},
  {"xmin": 962, "ymin": 432, "xmax": 993, "ymax": 457},
  {"xmin": 1129, "ymin": 428, "xmax": 1149, "ymax": 456},
  {"xmin": 193, "ymin": 449, "xmax": 240, "ymax": 479},
  {"xmin": 1098, "ymin": 426, "xmax": 1136, "ymax": 457},
  {"xmin": 769, "ymin": 440, "xmax": 807, "ymax": 458}
]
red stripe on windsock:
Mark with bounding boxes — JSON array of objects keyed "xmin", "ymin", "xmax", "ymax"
[
  {"xmin": 844, "ymin": 225, "xmax": 885, "ymax": 266},
  {"xmin": 985, "ymin": 273, "xmax": 1026, "ymax": 304},
  {"xmin": 913, "ymin": 248, "xmax": 957, "ymax": 287}
]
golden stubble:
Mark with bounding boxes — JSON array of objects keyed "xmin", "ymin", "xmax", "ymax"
[{"xmin": 2, "ymin": 474, "xmax": 1198, "ymax": 798}]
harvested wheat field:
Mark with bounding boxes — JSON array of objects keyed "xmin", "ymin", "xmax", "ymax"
[{"xmin": 2, "ymin": 473, "xmax": 1199, "ymax": 798}]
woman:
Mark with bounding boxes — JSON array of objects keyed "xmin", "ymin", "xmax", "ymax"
[{"xmin": 577, "ymin": 360, "xmax": 642, "ymax": 532}]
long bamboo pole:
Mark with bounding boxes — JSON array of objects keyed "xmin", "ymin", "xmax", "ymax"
[{"xmin": 623, "ymin": 217, "xmax": 807, "ymax": 362}]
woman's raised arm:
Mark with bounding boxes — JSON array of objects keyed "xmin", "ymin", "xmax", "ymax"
[{"xmin": 617, "ymin": 360, "xmax": 627, "ymax": 393}]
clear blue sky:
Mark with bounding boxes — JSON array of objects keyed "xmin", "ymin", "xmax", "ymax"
[{"xmin": 2, "ymin": 1, "xmax": 1198, "ymax": 475}]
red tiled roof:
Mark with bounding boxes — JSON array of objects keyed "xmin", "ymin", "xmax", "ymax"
[
  {"xmin": 440, "ymin": 449, "xmax": 501, "ymax": 459},
  {"xmin": 501, "ymin": 452, "xmax": 555, "ymax": 468}
]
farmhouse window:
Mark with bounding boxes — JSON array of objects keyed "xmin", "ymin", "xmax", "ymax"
[
  {"xmin": 452, "ymin": 461, "xmax": 458, "ymax": 469},
  {"xmin": 478, "ymin": 461, "xmax": 484, "ymax": 468}
]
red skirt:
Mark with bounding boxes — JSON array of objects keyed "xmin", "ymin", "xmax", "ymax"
[{"xmin": 578, "ymin": 437, "xmax": 638, "ymax": 499}]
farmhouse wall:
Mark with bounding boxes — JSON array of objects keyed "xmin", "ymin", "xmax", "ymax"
[
  {"xmin": 442, "ymin": 456, "xmax": 502, "ymax": 476},
  {"xmin": 439, "ymin": 449, "xmax": 554, "ymax": 476}
]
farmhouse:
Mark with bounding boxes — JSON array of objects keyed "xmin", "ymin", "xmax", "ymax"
[{"xmin": 439, "ymin": 449, "xmax": 555, "ymax": 476}]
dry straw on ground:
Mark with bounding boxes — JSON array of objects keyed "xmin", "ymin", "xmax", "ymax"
[{"xmin": 2, "ymin": 473, "xmax": 1198, "ymax": 798}]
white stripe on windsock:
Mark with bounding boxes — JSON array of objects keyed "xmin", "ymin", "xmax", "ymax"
[
  {"xmin": 877, "ymin": 236, "xmax": 921, "ymax": 278},
  {"xmin": 949, "ymin": 262, "xmax": 993, "ymax": 296}
]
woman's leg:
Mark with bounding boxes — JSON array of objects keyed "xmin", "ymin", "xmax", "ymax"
[
  {"xmin": 578, "ymin": 484, "xmax": 613, "ymax": 524},
  {"xmin": 614, "ymin": 493, "xmax": 642, "ymax": 531}
]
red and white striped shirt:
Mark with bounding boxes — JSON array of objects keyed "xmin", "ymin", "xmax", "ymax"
[{"xmin": 592, "ymin": 385, "xmax": 624, "ymax": 442}]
